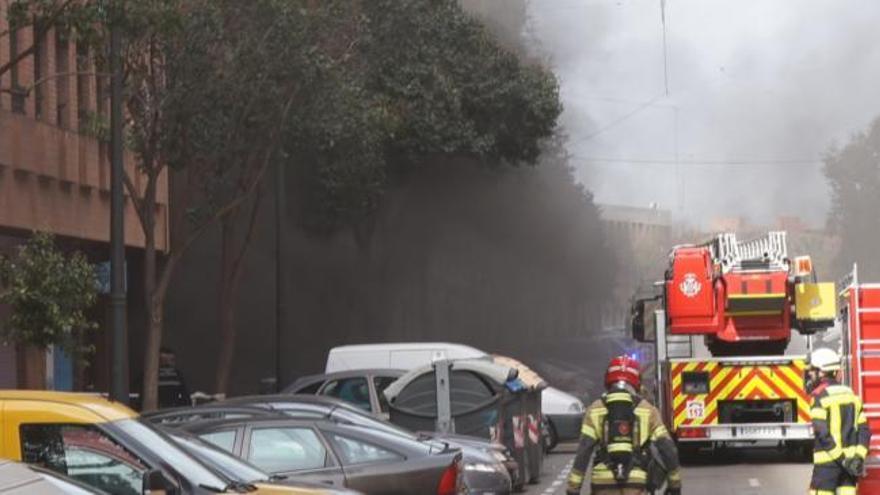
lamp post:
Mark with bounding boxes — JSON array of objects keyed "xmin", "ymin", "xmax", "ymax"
[
  {"xmin": 109, "ymin": 5, "xmax": 128, "ymax": 405},
  {"xmin": 274, "ymin": 159, "xmax": 285, "ymax": 392}
]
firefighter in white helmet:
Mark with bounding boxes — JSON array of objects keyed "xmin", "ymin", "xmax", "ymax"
[{"xmin": 806, "ymin": 347, "xmax": 872, "ymax": 495}]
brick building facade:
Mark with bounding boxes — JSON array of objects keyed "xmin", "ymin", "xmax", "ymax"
[{"xmin": 0, "ymin": 6, "xmax": 168, "ymax": 390}]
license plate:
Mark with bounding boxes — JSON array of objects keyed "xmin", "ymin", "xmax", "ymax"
[{"xmin": 737, "ymin": 426, "xmax": 782, "ymax": 438}]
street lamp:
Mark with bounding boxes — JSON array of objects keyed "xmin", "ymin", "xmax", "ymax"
[{"xmin": 109, "ymin": 5, "xmax": 128, "ymax": 405}]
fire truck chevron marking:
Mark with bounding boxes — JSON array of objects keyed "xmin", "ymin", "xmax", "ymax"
[
  {"xmin": 690, "ymin": 367, "xmax": 759, "ymax": 426},
  {"xmin": 670, "ymin": 361, "xmax": 810, "ymax": 429}
]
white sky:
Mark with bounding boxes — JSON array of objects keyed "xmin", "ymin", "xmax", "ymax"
[{"xmin": 529, "ymin": 0, "xmax": 880, "ymax": 228}]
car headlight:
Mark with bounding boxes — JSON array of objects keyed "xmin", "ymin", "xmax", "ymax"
[
  {"xmin": 464, "ymin": 462, "xmax": 504, "ymax": 473},
  {"xmin": 568, "ymin": 401, "xmax": 584, "ymax": 413},
  {"xmin": 491, "ymin": 450, "xmax": 509, "ymax": 463}
]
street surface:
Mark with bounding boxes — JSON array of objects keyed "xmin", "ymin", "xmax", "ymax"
[{"xmin": 527, "ymin": 444, "xmax": 812, "ymax": 495}]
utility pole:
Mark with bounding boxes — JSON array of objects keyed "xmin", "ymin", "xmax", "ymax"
[
  {"xmin": 109, "ymin": 3, "xmax": 128, "ymax": 405},
  {"xmin": 274, "ymin": 160, "xmax": 285, "ymax": 392}
]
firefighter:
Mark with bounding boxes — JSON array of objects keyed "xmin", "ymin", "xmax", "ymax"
[
  {"xmin": 566, "ymin": 355, "xmax": 682, "ymax": 495},
  {"xmin": 806, "ymin": 347, "xmax": 871, "ymax": 495}
]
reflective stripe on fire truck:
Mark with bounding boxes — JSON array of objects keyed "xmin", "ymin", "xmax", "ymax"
[{"xmin": 670, "ymin": 359, "xmax": 810, "ymax": 430}]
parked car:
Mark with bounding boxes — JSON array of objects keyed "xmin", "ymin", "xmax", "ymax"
[
  {"xmin": 323, "ymin": 342, "xmax": 583, "ymax": 451},
  {"xmin": 0, "ymin": 390, "xmax": 343, "ymax": 495},
  {"xmin": 284, "ymin": 369, "xmax": 404, "ymax": 418},
  {"xmin": 181, "ymin": 417, "xmax": 463, "ymax": 495},
  {"xmin": 166, "ymin": 429, "xmax": 360, "ymax": 494},
  {"xmin": 540, "ymin": 387, "xmax": 584, "ymax": 450},
  {"xmin": 214, "ymin": 395, "xmax": 517, "ymax": 493},
  {"xmin": 0, "ymin": 459, "xmax": 106, "ymax": 494}
]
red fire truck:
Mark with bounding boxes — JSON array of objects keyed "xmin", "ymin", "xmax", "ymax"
[
  {"xmin": 631, "ymin": 232, "xmax": 836, "ymax": 454},
  {"xmin": 839, "ymin": 265, "xmax": 880, "ymax": 493}
]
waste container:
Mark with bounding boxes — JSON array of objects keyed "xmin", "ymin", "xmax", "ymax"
[
  {"xmin": 383, "ymin": 358, "xmax": 534, "ymax": 484},
  {"xmin": 493, "ymin": 355, "xmax": 547, "ymax": 485}
]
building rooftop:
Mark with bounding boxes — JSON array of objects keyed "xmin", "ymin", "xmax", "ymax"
[{"xmin": 598, "ymin": 203, "xmax": 672, "ymax": 227}]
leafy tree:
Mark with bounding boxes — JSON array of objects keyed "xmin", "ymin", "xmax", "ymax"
[
  {"xmin": 127, "ymin": 0, "xmax": 373, "ymax": 407},
  {"xmin": 824, "ymin": 117, "xmax": 880, "ymax": 278},
  {"xmin": 212, "ymin": 0, "xmax": 561, "ymax": 392},
  {"xmin": 293, "ymin": 0, "xmax": 561, "ymax": 233},
  {"xmin": 0, "ymin": 232, "xmax": 98, "ymax": 358}
]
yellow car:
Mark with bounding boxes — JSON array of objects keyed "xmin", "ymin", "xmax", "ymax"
[{"xmin": 0, "ymin": 390, "xmax": 351, "ymax": 495}]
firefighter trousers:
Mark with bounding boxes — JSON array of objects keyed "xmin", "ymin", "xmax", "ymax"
[{"xmin": 809, "ymin": 464, "xmax": 857, "ymax": 495}]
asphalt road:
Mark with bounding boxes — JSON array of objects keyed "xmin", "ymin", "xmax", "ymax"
[{"xmin": 526, "ymin": 444, "xmax": 812, "ymax": 495}]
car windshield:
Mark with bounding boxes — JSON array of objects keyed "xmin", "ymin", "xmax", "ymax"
[
  {"xmin": 112, "ymin": 419, "xmax": 230, "ymax": 492},
  {"xmin": 328, "ymin": 407, "xmax": 448, "ymax": 451},
  {"xmin": 168, "ymin": 432, "xmax": 270, "ymax": 485}
]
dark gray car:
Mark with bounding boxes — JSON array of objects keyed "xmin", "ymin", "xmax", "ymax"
[
  {"xmin": 181, "ymin": 417, "xmax": 462, "ymax": 495},
  {"xmin": 217, "ymin": 395, "xmax": 515, "ymax": 493}
]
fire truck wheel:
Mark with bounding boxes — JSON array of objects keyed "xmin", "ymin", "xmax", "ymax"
[{"xmin": 677, "ymin": 442, "xmax": 706, "ymax": 465}]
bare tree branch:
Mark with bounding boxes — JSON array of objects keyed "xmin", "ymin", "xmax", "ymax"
[
  {"xmin": 122, "ymin": 170, "xmax": 148, "ymax": 229},
  {"xmin": 0, "ymin": 0, "xmax": 77, "ymax": 78}
]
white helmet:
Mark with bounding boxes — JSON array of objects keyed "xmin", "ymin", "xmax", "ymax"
[{"xmin": 809, "ymin": 348, "xmax": 841, "ymax": 372}]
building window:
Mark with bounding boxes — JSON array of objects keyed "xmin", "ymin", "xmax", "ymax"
[
  {"xmin": 34, "ymin": 30, "xmax": 46, "ymax": 120},
  {"xmin": 56, "ymin": 34, "xmax": 70, "ymax": 128},
  {"xmin": 9, "ymin": 29, "xmax": 25, "ymax": 114},
  {"xmin": 76, "ymin": 44, "xmax": 91, "ymax": 128}
]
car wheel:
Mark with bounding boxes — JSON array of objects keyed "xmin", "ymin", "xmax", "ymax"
[{"xmin": 544, "ymin": 419, "xmax": 559, "ymax": 452}]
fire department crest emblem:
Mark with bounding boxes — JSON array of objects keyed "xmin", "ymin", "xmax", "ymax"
[{"xmin": 679, "ymin": 273, "xmax": 702, "ymax": 298}]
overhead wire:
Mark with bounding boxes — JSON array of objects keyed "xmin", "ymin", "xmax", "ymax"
[{"xmin": 571, "ymin": 156, "xmax": 823, "ymax": 167}]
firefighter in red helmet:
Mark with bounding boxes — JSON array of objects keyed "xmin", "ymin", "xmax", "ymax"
[{"xmin": 567, "ymin": 355, "xmax": 682, "ymax": 495}]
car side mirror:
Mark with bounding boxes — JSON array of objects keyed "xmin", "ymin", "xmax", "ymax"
[
  {"xmin": 631, "ymin": 297, "xmax": 658, "ymax": 343},
  {"xmin": 143, "ymin": 469, "xmax": 175, "ymax": 495},
  {"xmin": 631, "ymin": 300, "xmax": 645, "ymax": 341}
]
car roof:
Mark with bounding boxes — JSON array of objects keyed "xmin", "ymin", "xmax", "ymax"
[
  {"xmin": 0, "ymin": 390, "xmax": 135, "ymax": 422},
  {"xmin": 220, "ymin": 393, "xmax": 357, "ymax": 409},
  {"xmin": 182, "ymin": 416, "xmax": 442, "ymax": 458},
  {"xmin": 142, "ymin": 404, "xmax": 276, "ymax": 420},
  {"xmin": 181, "ymin": 415, "xmax": 338, "ymax": 433},
  {"xmin": 286, "ymin": 369, "xmax": 404, "ymax": 390}
]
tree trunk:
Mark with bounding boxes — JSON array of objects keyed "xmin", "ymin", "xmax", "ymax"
[
  {"xmin": 215, "ymin": 194, "xmax": 262, "ymax": 395},
  {"xmin": 16, "ymin": 344, "xmax": 46, "ymax": 389},
  {"xmin": 215, "ymin": 215, "xmax": 236, "ymax": 395},
  {"xmin": 141, "ymin": 225, "xmax": 159, "ymax": 411}
]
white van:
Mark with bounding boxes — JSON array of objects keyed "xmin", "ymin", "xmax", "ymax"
[
  {"xmin": 326, "ymin": 342, "xmax": 487, "ymax": 372},
  {"xmin": 324, "ymin": 342, "xmax": 584, "ymax": 449}
]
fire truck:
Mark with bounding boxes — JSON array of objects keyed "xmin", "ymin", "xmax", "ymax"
[
  {"xmin": 630, "ymin": 231, "xmax": 837, "ymax": 453},
  {"xmin": 839, "ymin": 265, "xmax": 880, "ymax": 492}
]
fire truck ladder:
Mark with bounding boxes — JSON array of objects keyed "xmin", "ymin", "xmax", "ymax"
[
  {"xmin": 841, "ymin": 264, "xmax": 880, "ymax": 441},
  {"xmin": 709, "ymin": 231, "xmax": 789, "ymax": 273}
]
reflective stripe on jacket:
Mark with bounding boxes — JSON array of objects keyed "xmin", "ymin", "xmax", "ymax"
[
  {"xmin": 567, "ymin": 390, "xmax": 682, "ymax": 492},
  {"xmin": 811, "ymin": 380, "xmax": 871, "ymax": 465}
]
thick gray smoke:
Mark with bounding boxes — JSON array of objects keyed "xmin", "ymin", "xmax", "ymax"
[{"xmin": 529, "ymin": 0, "xmax": 880, "ymax": 228}]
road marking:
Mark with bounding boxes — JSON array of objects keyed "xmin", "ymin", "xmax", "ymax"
[{"xmin": 748, "ymin": 478, "xmax": 761, "ymax": 487}]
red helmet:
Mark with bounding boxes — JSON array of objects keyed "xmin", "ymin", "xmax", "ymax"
[{"xmin": 605, "ymin": 355, "xmax": 641, "ymax": 389}]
